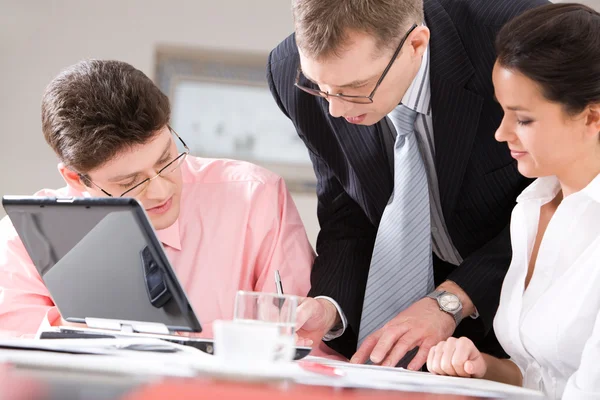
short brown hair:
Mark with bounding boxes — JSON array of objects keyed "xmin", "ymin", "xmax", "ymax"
[
  {"xmin": 41, "ymin": 59, "xmax": 171, "ymax": 174},
  {"xmin": 293, "ymin": 0, "xmax": 423, "ymax": 60}
]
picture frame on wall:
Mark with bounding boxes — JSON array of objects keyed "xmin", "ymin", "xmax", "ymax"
[{"xmin": 154, "ymin": 45, "xmax": 316, "ymax": 193}]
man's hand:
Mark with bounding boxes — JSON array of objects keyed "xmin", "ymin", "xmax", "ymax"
[
  {"xmin": 295, "ymin": 297, "xmax": 340, "ymax": 347},
  {"xmin": 350, "ymin": 297, "xmax": 455, "ymax": 370},
  {"xmin": 427, "ymin": 337, "xmax": 487, "ymax": 378}
]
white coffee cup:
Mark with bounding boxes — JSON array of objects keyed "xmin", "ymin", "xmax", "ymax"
[{"xmin": 213, "ymin": 320, "xmax": 294, "ymax": 365}]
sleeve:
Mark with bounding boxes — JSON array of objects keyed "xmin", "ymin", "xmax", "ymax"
[
  {"xmin": 0, "ymin": 216, "xmax": 59, "ymax": 337},
  {"xmin": 315, "ymin": 295, "xmax": 348, "ymax": 340},
  {"xmin": 307, "ymin": 151, "xmax": 377, "ymax": 355},
  {"xmin": 252, "ymin": 177, "xmax": 314, "ymax": 298},
  {"xmin": 446, "ymin": 223, "xmax": 512, "ymax": 333},
  {"xmin": 267, "ymin": 51, "xmax": 378, "ymax": 358},
  {"xmin": 562, "ymin": 309, "xmax": 600, "ymax": 400}
]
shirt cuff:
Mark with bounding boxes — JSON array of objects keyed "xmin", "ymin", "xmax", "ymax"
[
  {"xmin": 35, "ymin": 307, "xmax": 61, "ymax": 339},
  {"xmin": 314, "ymin": 296, "xmax": 348, "ymax": 341}
]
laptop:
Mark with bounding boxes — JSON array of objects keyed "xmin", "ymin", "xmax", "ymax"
[{"xmin": 2, "ymin": 196, "xmax": 310, "ymax": 359}]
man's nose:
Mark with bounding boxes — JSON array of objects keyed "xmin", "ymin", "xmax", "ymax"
[{"xmin": 328, "ymin": 96, "xmax": 353, "ymax": 118}]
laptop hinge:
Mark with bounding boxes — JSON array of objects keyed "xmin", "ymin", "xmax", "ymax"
[{"xmin": 84, "ymin": 318, "xmax": 170, "ymax": 335}]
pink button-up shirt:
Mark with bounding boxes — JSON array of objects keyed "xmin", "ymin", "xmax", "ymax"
[{"xmin": 0, "ymin": 157, "xmax": 314, "ymax": 338}]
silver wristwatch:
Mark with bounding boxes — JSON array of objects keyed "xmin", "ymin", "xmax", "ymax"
[{"xmin": 426, "ymin": 290, "xmax": 463, "ymax": 326}]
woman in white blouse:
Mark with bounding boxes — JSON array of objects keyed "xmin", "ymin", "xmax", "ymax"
[{"xmin": 426, "ymin": 3, "xmax": 600, "ymax": 399}]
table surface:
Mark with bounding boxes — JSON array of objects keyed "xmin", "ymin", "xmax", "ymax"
[{"xmin": 0, "ymin": 361, "xmax": 541, "ymax": 400}]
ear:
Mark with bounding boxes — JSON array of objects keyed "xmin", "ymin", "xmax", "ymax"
[
  {"xmin": 57, "ymin": 163, "xmax": 87, "ymax": 192},
  {"xmin": 585, "ymin": 103, "xmax": 600, "ymax": 139},
  {"xmin": 408, "ymin": 26, "xmax": 430, "ymax": 58}
]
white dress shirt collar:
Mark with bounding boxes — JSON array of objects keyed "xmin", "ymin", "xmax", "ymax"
[
  {"xmin": 516, "ymin": 173, "xmax": 600, "ymax": 204},
  {"xmin": 401, "ymin": 37, "xmax": 431, "ymax": 115}
]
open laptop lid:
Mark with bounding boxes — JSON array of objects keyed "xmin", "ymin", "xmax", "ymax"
[{"xmin": 2, "ymin": 196, "xmax": 202, "ymax": 334}]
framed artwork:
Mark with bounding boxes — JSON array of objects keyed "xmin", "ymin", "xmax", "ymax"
[{"xmin": 155, "ymin": 46, "xmax": 316, "ymax": 193}]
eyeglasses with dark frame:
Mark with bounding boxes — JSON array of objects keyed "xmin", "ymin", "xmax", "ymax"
[
  {"xmin": 294, "ymin": 24, "xmax": 418, "ymax": 104},
  {"xmin": 79, "ymin": 126, "xmax": 190, "ymax": 198}
]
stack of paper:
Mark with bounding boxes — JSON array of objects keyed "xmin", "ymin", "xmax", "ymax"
[
  {"xmin": 0, "ymin": 340, "xmax": 545, "ymax": 398},
  {"xmin": 297, "ymin": 356, "xmax": 544, "ymax": 398},
  {"xmin": 0, "ymin": 338, "xmax": 207, "ymax": 378}
]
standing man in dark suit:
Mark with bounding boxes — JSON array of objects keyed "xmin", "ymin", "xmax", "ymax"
[{"xmin": 267, "ymin": 0, "xmax": 548, "ymax": 370}]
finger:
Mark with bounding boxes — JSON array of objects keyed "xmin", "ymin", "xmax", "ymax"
[
  {"xmin": 407, "ymin": 340, "xmax": 435, "ymax": 371},
  {"xmin": 350, "ymin": 331, "xmax": 382, "ymax": 364},
  {"xmin": 465, "ymin": 353, "xmax": 487, "ymax": 378},
  {"xmin": 293, "ymin": 332, "xmax": 314, "ymax": 347},
  {"xmin": 295, "ymin": 298, "xmax": 315, "ymax": 330},
  {"xmin": 371, "ymin": 324, "xmax": 411, "ymax": 364},
  {"xmin": 455, "ymin": 337, "xmax": 485, "ymax": 378},
  {"xmin": 464, "ymin": 360, "xmax": 474, "ymax": 375},
  {"xmin": 426, "ymin": 346, "xmax": 436, "ymax": 373},
  {"xmin": 379, "ymin": 331, "xmax": 419, "ymax": 367},
  {"xmin": 451, "ymin": 337, "xmax": 474, "ymax": 377},
  {"xmin": 440, "ymin": 338, "xmax": 458, "ymax": 376},
  {"xmin": 430, "ymin": 341, "xmax": 446, "ymax": 375}
]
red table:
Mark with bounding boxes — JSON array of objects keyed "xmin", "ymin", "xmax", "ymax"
[
  {"xmin": 0, "ymin": 361, "xmax": 506, "ymax": 400},
  {"xmin": 123, "ymin": 379, "xmax": 481, "ymax": 400}
]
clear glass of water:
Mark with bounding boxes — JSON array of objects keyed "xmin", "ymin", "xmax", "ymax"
[{"xmin": 233, "ymin": 290, "xmax": 298, "ymax": 361}]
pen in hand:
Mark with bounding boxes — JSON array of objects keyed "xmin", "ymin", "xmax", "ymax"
[
  {"xmin": 275, "ymin": 270, "xmax": 285, "ymax": 310},
  {"xmin": 275, "ymin": 270, "xmax": 284, "ymax": 295}
]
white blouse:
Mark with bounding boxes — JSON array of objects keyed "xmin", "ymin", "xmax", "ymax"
[{"xmin": 494, "ymin": 174, "xmax": 600, "ymax": 400}]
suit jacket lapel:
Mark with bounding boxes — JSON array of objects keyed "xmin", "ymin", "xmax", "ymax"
[
  {"xmin": 319, "ymin": 98, "xmax": 393, "ymax": 224},
  {"xmin": 315, "ymin": 0, "xmax": 484, "ymax": 223},
  {"xmin": 425, "ymin": 0, "xmax": 484, "ymax": 218}
]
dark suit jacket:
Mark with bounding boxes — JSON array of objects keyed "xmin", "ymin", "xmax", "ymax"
[{"xmin": 267, "ymin": 0, "xmax": 548, "ymax": 359}]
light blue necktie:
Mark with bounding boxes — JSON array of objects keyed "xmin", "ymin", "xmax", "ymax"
[{"xmin": 358, "ymin": 104, "xmax": 434, "ymax": 345}]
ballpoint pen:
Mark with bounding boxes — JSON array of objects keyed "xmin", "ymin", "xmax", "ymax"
[
  {"xmin": 275, "ymin": 270, "xmax": 284, "ymax": 295},
  {"xmin": 275, "ymin": 270, "xmax": 285, "ymax": 310}
]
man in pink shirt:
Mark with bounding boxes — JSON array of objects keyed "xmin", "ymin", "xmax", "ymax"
[{"xmin": 0, "ymin": 60, "xmax": 315, "ymax": 339}]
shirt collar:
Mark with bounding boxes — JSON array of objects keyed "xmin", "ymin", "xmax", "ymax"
[
  {"xmin": 517, "ymin": 173, "xmax": 600, "ymax": 204},
  {"xmin": 516, "ymin": 176, "xmax": 562, "ymax": 203},
  {"xmin": 401, "ymin": 43, "xmax": 431, "ymax": 116}
]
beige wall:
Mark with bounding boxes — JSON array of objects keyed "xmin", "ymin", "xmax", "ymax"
[{"xmin": 0, "ymin": 0, "xmax": 320, "ymax": 247}]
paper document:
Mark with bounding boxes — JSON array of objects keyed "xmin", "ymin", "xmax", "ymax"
[
  {"xmin": 0, "ymin": 338, "xmax": 214, "ymax": 378},
  {"xmin": 0, "ymin": 340, "xmax": 544, "ymax": 398},
  {"xmin": 0, "ymin": 338, "xmax": 201, "ymax": 356},
  {"xmin": 0, "ymin": 341, "xmax": 204, "ymax": 378},
  {"xmin": 298, "ymin": 356, "xmax": 544, "ymax": 398}
]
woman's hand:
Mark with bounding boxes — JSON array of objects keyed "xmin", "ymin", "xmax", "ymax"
[{"xmin": 426, "ymin": 337, "xmax": 487, "ymax": 378}]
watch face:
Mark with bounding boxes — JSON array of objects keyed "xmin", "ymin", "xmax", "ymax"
[{"xmin": 439, "ymin": 293, "xmax": 461, "ymax": 312}]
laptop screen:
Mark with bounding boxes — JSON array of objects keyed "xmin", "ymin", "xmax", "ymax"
[{"xmin": 2, "ymin": 196, "xmax": 201, "ymax": 333}]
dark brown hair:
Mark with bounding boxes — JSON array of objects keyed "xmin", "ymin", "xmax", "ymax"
[
  {"xmin": 293, "ymin": 0, "xmax": 423, "ymax": 60},
  {"xmin": 41, "ymin": 59, "xmax": 171, "ymax": 174},
  {"xmin": 496, "ymin": 3, "xmax": 600, "ymax": 115}
]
